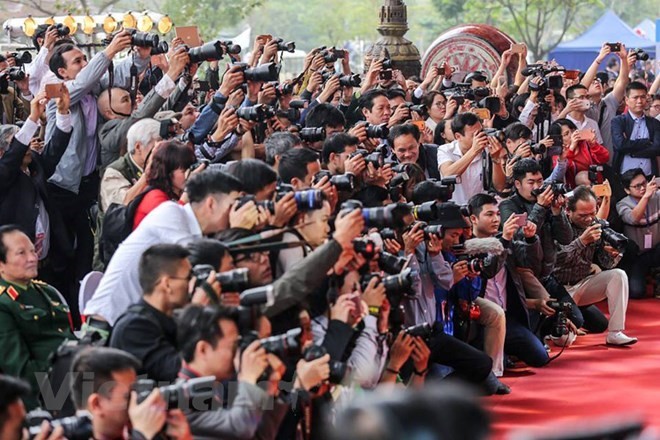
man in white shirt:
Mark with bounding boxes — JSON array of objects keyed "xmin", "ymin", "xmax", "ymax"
[
  {"xmin": 84, "ymin": 169, "xmax": 243, "ymax": 325},
  {"xmin": 437, "ymin": 112, "xmax": 506, "ymax": 205},
  {"xmin": 563, "ymin": 84, "xmax": 604, "ymax": 144}
]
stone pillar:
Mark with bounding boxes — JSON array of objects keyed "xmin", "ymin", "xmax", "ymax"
[{"xmin": 364, "ymin": 0, "xmax": 421, "ymax": 78}]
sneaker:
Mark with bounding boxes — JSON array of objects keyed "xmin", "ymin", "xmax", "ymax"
[
  {"xmin": 550, "ymin": 332, "xmax": 577, "ymax": 347},
  {"xmin": 606, "ymin": 331, "xmax": 637, "ymax": 346}
]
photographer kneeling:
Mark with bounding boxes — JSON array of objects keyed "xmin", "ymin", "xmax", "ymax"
[{"xmin": 554, "ymin": 186, "xmax": 636, "ymax": 346}]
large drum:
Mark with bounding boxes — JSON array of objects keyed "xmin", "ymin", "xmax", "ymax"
[{"xmin": 422, "ymin": 24, "xmax": 519, "ymax": 83}]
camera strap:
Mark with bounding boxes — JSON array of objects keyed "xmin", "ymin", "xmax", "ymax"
[{"xmin": 128, "ymin": 53, "xmax": 139, "ymax": 108}]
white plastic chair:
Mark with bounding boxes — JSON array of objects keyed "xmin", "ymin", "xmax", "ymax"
[{"xmin": 78, "ymin": 271, "xmax": 104, "ymax": 314}]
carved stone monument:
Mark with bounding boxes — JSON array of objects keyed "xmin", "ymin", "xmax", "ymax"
[{"xmin": 364, "ymin": 0, "xmax": 421, "ymax": 78}]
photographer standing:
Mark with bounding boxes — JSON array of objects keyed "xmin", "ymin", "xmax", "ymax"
[
  {"xmin": 616, "ymin": 169, "xmax": 660, "ymax": 299},
  {"xmin": 553, "ymin": 186, "xmax": 636, "ymax": 346}
]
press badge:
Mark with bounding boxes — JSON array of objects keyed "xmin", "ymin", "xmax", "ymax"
[{"xmin": 644, "ymin": 233, "xmax": 653, "ymax": 249}]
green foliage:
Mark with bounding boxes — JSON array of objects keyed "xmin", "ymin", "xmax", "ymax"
[
  {"xmin": 162, "ymin": 0, "xmax": 264, "ymax": 39},
  {"xmin": 429, "ymin": 0, "xmax": 606, "ymax": 59}
]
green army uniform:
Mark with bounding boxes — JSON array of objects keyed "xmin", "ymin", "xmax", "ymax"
[{"xmin": 0, "ymin": 278, "xmax": 75, "ymax": 409}]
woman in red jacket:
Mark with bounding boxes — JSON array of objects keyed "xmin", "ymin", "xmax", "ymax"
[
  {"xmin": 549, "ymin": 118, "xmax": 609, "ymax": 188},
  {"xmin": 132, "ymin": 139, "xmax": 196, "ymax": 229}
]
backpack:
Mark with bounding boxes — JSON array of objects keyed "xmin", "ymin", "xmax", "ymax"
[{"xmin": 98, "ymin": 187, "xmax": 151, "ymax": 265}]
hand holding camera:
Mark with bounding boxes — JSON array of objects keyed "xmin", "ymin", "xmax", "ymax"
[
  {"xmin": 470, "ymin": 130, "xmax": 489, "ymax": 155},
  {"xmin": 104, "ymin": 30, "xmax": 133, "ymax": 58},
  {"xmin": 167, "ymin": 47, "xmax": 190, "ymax": 80},
  {"xmin": 579, "ymin": 223, "xmax": 602, "ymax": 246},
  {"xmin": 219, "ymin": 65, "xmax": 246, "ymax": 97},
  {"xmin": 362, "ymin": 275, "xmax": 386, "ymax": 308},
  {"xmin": 331, "ymin": 294, "xmax": 358, "ymax": 324},
  {"xmin": 411, "ymin": 337, "xmax": 431, "ymax": 374},
  {"xmin": 238, "ymin": 340, "xmax": 269, "ymax": 384},
  {"xmin": 387, "ymin": 331, "xmax": 416, "ymax": 372},
  {"xmin": 229, "ymin": 196, "xmax": 259, "ymax": 229},
  {"xmin": 402, "ymin": 222, "xmax": 425, "ymax": 256},
  {"xmin": 295, "ymin": 354, "xmax": 331, "ymax": 391},
  {"xmin": 452, "ymin": 259, "xmax": 470, "ymax": 284},
  {"xmin": 129, "ymin": 389, "xmax": 167, "ymax": 439}
]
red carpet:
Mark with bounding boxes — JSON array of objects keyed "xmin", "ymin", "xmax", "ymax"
[{"xmin": 484, "ymin": 299, "xmax": 660, "ymax": 438}]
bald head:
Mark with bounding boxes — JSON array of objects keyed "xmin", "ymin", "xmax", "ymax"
[{"xmin": 97, "ymin": 87, "xmax": 133, "ymax": 120}]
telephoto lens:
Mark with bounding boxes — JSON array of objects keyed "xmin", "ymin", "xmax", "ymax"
[
  {"xmin": 128, "ymin": 30, "xmax": 159, "ymax": 48},
  {"xmin": 482, "ymin": 128, "xmax": 505, "ymax": 143},
  {"xmin": 236, "ymin": 104, "xmax": 276, "ymax": 122},
  {"xmin": 10, "ymin": 51, "xmax": 32, "ymax": 67},
  {"xmin": 240, "ymin": 285, "xmax": 275, "ymax": 307},
  {"xmin": 26, "ymin": 410, "xmax": 93, "ymax": 440},
  {"xmin": 300, "ymin": 127, "xmax": 326, "ymax": 143},
  {"xmin": 364, "ymin": 123, "xmax": 389, "ymax": 139},
  {"xmin": 188, "ymin": 41, "xmax": 225, "ymax": 64},
  {"xmin": 378, "ymin": 251, "xmax": 407, "ymax": 274},
  {"xmin": 259, "ymin": 328, "xmax": 303, "ymax": 357},
  {"xmin": 381, "ymin": 58, "xmax": 393, "ymax": 69},
  {"xmin": 150, "ymin": 41, "xmax": 169, "ymax": 55},
  {"xmin": 7, "ymin": 67, "xmax": 26, "ymax": 81},
  {"xmin": 134, "ymin": 376, "xmax": 216, "ymax": 410},
  {"xmin": 243, "ymin": 62, "xmax": 280, "ymax": 82},
  {"xmin": 529, "ymin": 143, "xmax": 547, "ymax": 155},
  {"xmin": 216, "ymin": 268, "xmax": 250, "ymax": 292},
  {"xmin": 338, "ymin": 74, "xmax": 361, "ymax": 87}
]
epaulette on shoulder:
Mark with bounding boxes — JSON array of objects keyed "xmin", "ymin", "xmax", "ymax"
[
  {"xmin": 0, "ymin": 285, "xmax": 5, "ymax": 295},
  {"xmin": 32, "ymin": 279, "xmax": 47, "ymax": 285}
]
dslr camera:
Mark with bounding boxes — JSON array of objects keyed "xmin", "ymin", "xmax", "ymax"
[
  {"xmin": 593, "ymin": 219, "xmax": 628, "ymax": 251},
  {"xmin": 233, "ymin": 62, "xmax": 280, "ymax": 83},
  {"xmin": 8, "ymin": 51, "xmax": 32, "ymax": 67},
  {"xmin": 274, "ymin": 38, "xmax": 295, "ymax": 53},
  {"xmin": 236, "ymin": 104, "xmax": 276, "ymax": 122},
  {"xmin": 235, "ymin": 194, "xmax": 276, "ymax": 215},
  {"xmin": 403, "ymin": 322, "xmax": 433, "ymax": 341},
  {"xmin": 547, "ymin": 300, "xmax": 572, "ymax": 338},
  {"xmin": 304, "ymin": 345, "xmax": 349, "ymax": 384},
  {"xmin": 341, "ymin": 199, "xmax": 412, "ymax": 229},
  {"xmin": 313, "ymin": 170, "xmax": 355, "ymax": 192},
  {"xmin": 26, "ymin": 410, "xmax": 92, "ymax": 440},
  {"xmin": 134, "ymin": 376, "xmax": 216, "ymax": 410},
  {"xmin": 531, "ymin": 182, "xmax": 571, "ymax": 197},
  {"xmin": 299, "ymin": 126, "xmax": 326, "ymax": 143},
  {"xmin": 348, "ymin": 148, "xmax": 385, "ymax": 169},
  {"xmin": 275, "ymin": 183, "xmax": 325, "ymax": 211},
  {"xmin": 361, "ymin": 268, "xmax": 415, "ymax": 300}
]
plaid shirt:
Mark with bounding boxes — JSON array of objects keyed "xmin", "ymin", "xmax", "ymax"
[{"xmin": 553, "ymin": 222, "xmax": 621, "ymax": 286}]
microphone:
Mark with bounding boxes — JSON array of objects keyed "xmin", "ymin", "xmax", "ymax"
[{"xmin": 463, "ymin": 237, "xmax": 506, "ymax": 256}]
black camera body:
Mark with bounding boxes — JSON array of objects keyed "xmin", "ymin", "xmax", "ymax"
[
  {"xmin": 381, "ymin": 58, "xmax": 393, "ymax": 70},
  {"xmin": 631, "ymin": 48, "xmax": 649, "ymax": 61},
  {"xmin": 274, "ymin": 38, "xmax": 295, "ymax": 53},
  {"xmin": 401, "ymin": 102, "xmax": 428, "ymax": 117},
  {"xmin": 233, "ymin": 62, "xmax": 280, "ymax": 83},
  {"xmin": 313, "ymin": 170, "xmax": 355, "ymax": 192},
  {"xmin": 457, "ymin": 253, "xmax": 488, "ymax": 273},
  {"xmin": 588, "ymin": 164, "xmax": 604, "ymax": 184},
  {"xmin": 9, "ymin": 51, "xmax": 32, "ymax": 67},
  {"xmin": 4, "ymin": 67, "xmax": 26, "ymax": 82},
  {"xmin": 300, "ymin": 126, "xmax": 326, "ymax": 143},
  {"xmin": 304, "ymin": 345, "xmax": 349, "ymax": 384},
  {"xmin": 593, "ymin": 219, "xmax": 628, "ymax": 251},
  {"xmin": 482, "ymin": 128, "xmax": 505, "ymax": 143},
  {"xmin": 403, "ymin": 322, "xmax": 433, "ymax": 340},
  {"xmin": 126, "ymin": 29, "xmax": 159, "ymax": 48},
  {"xmin": 353, "ymin": 238, "xmax": 377, "ymax": 259},
  {"xmin": 361, "ymin": 122, "xmax": 389, "ymax": 139},
  {"xmin": 478, "ymin": 96, "xmax": 501, "ymax": 115},
  {"xmin": 378, "ymin": 251, "xmax": 406, "ymax": 274},
  {"xmin": 361, "ymin": 268, "xmax": 414, "ymax": 300},
  {"xmin": 380, "ymin": 228, "xmax": 397, "ymax": 241},
  {"xmin": 547, "ymin": 300, "xmax": 572, "ymax": 338},
  {"xmin": 531, "ymin": 183, "xmax": 571, "ymax": 197},
  {"xmin": 54, "ymin": 23, "xmax": 70, "ymax": 36},
  {"xmin": 235, "ymin": 194, "xmax": 275, "ymax": 215},
  {"xmin": 134, "ymin": 376, "xmax": 216, "ymax": 410},
  {"xmin": 236, "ymin": 104, "xmax": 276, "ymax": 122},
  {"xmin": 529, "ymin": 142, "xmax": 547, "ymax": 155},
  {"xmin": 348, "ymin": 148, "xmax": 385, "ymax": 169},
  {"xmin": 26, "ymin": 410, "xmax": 92, "ymax": 440}
]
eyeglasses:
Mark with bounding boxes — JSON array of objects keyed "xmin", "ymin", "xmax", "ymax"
[
  {"xmin": 170, "ymin": 272, "xmax": 193, "ymax": 282},
  {"xmin": 434, "ymin": 101, "xmax": 447, "ymax": 108},
  {"xmin": 235, "ymin": 251, "xmax": 269, "ymax": 264},
  {"xmin": 629, "ymin": 182, "xmax": 647, "ymax": 190}
]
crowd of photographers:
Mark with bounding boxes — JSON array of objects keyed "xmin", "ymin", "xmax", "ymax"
[{"xmin": 0, "ymin": 22, "xmax": 659, "ymax": 439}]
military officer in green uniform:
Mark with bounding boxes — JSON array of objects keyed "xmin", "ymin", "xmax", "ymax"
[{"xmin": 0, "ymin": 225, "xmax": 75, "ymax": 409}]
